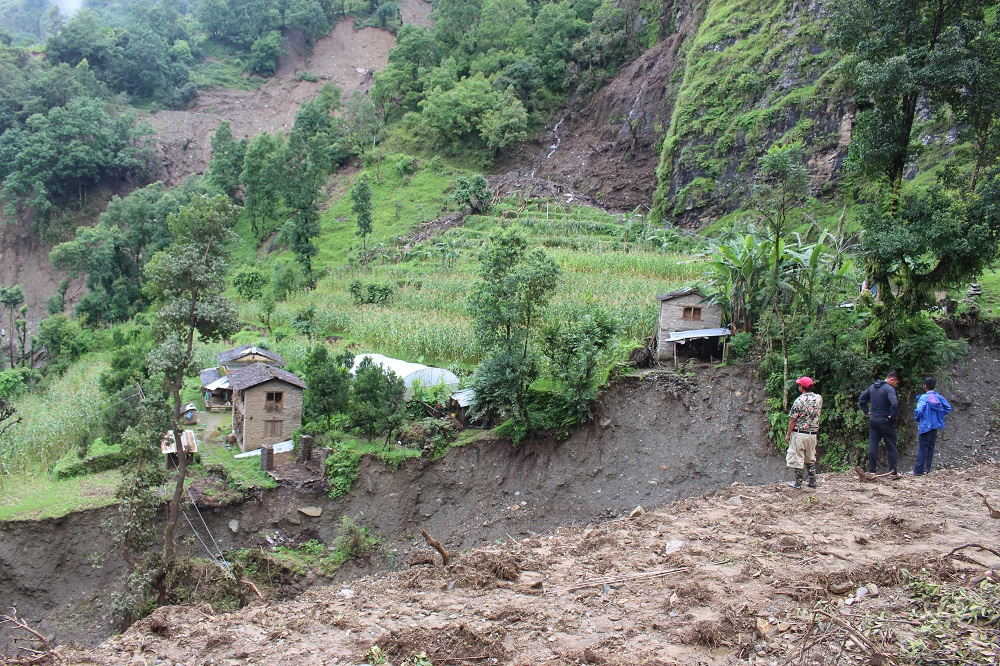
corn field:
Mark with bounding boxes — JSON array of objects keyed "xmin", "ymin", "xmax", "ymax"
[{"xmin": 1, "ymin": 360, "xmax": 110, "ymax": 474}]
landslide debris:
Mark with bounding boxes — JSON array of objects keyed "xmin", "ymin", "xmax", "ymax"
[{"xmin": 76, "ymin": 464, "xmax": 1000, "ymax": 665}]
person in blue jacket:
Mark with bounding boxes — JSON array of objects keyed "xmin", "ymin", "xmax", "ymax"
[{"xmin": 908, "ymin": 377, "xmax": 952, "ymax": 476}]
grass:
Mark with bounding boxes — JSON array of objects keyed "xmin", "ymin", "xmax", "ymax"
[
  {"xmin": 0, "ymin": 470, "xmax": 119, "ymax": 521},
  {"xmin": 1, "ymin": 355, "xmax": 110, "ymax": 474},
  {"xmin": 198, "ymin": 437, "xmax": 279, "ymax": 491}
]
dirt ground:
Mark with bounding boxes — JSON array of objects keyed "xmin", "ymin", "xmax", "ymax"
[{"xmin": 64, "ymin": 462, "xmax": 1000, "ymax": 665}]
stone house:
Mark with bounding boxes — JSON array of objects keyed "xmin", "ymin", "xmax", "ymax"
[
  {"xmin": 228, "ymin": 363, "xmax": 306, "ymax": 452},
  {"xmin": 200, "ymin": 346, "xmax": 288, "ymax": 412},
  {"xmin": 655, "ymin": 287, "xmax": 728, "ymax": 362}
]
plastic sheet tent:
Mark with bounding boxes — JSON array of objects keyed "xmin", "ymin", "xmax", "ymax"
[{"xmin": 351, "ymin": 353, "xmax": 460, "ymax": 398}]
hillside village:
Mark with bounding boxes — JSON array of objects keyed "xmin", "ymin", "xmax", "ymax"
[{"xmin": 0, "ymin": 0, "xmax": 999, "ymax": 664}]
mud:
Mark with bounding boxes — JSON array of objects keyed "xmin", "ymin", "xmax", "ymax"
[
  {"xmin": 0, "ymin": 365, "xmax": 782, "ymax": 647},
  {"xmin": 83, "ymin": 463, "xmax": 1000, "ymax": 665}
]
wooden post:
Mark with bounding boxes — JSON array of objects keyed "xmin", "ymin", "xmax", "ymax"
[{"xmin": 673, "ymin": 341, "xmax": 678, "ymax": 369}]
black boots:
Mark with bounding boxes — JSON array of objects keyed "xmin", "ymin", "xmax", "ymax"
[
  {"xmin": 806, "ymin": 464, "xmax": 817, "ymax": 488},
  {"xmin": 787, "ymin": 468, "xmax": 803, "ymax": 489}
]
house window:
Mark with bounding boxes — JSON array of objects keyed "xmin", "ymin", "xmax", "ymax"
[
  {"xmin": 264, "ymin": 420, "xmax": 283, "ymax": 438},
  {"xmin": 265, "ymin": 391, "xmax": 284, "ymax": 411},
  {"xmin": 682, "ymin": 306, "xmax": 703, "ymax": 322}
]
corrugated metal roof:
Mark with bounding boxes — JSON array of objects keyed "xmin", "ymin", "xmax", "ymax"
[
  {"xmin": 451, "ymin": 388, "xmax": 476, "ymax": 407},
  {"xmin": 228, "ymin": 363, "xmax": 307, "ymax": 391},
  {"xmin": 664, "ymin": 327, "xmax": 730, "ymax": 342}
]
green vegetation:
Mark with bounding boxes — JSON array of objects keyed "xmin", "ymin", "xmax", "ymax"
[
  {"xmin": 0, "ymin": 469, "xmax": 120, "ymax": 521},
  {"xmin": 653, "ymin": 0, "xmax": 840, "ymax": 222}
]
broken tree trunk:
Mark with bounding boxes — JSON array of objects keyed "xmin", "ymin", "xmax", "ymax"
[{"xmin": 421, "ymin": 530, "xmax": 450, "ymax": 565}]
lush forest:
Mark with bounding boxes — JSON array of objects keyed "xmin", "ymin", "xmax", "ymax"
[{"xmin": 0, "ymin": 0, "xmax": 998, "ymax": 629}]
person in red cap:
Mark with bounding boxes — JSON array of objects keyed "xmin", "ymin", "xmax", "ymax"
[{"xmin": 784, "ymin": 376, "xmax": 822, "ymax": 489}]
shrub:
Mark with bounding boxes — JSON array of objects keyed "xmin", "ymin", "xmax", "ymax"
[
  {"xmin": 727, "ymin": 331, "xmax": 754, "ymax": 361},
  {"xmin": 324, "ymin": 446, "xmax": 363, "ymax": 498},
  {"xmin": 53, "ymin": 438, "xmax": 126, "ymax": 479},
  {"xmin": 348, "ymin": 280, "xmax": 394, "ymax": 305}
]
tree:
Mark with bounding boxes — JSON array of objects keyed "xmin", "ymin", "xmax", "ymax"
[
  {"xmin": 143, "ymin": 194, "xmax": 240, "ymax": 569},
  {"xmin": 829, "ymin": 0, "xmax": 985, "ymax": 194},
  {"xmin": 449, "ymin": 174, "xmax": 491, "ymax": 214},
  {"xmin": 540, "ymin": 304, "xmax": 617, "ymax": 421},
  {"xmin": 351, "ymin": 177, "xmax": 373, "ymax": 251},
  {"xmin": 301, "ymin": 344, "xmax": 349, "ymax": 427},
  {"xmin": 953, "ymin": 16, "xmax": 1000, "ymax": 192},
  {"xmin": 468, "ymin": 230, "xmax": 560, "ymax": 433},
  {"xmin": 248, "ymin": 30, "xmax": 283, "ymax": 77},
  {"xmin": 0, "ymin": 285, "xmax": 24, "ymax": 368},
  {"xmin": 232, "ymin": 265, "xmax": 268, "ymax": 302},
  {"xmin": 208, "ymin": 120, "xmax": 247, "ymax": 199},
  {"xmin": 240, "ymin": 131, "xmax": 284, "ymax": 238},
  {"xmin": 348, "ymin": 357, "xmax": 405, "ymax": 441},
  {"xmin": 50, "ymin": 182, "xmax": 174, "ymax": 325}
]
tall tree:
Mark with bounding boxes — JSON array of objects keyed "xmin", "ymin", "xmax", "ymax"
[
  {"xmin": 208, "ymin": 120, "xmax": 247, "ymax": 199},
  {"xmin": 143, "ymin": 194, "xmax": 240, "ymax": 570},
  {"xmin": 240, "ymin": 131, "xmax": 284, "ymax": 238},
  {"xmin": 468, "ymin": 229, "xmax": 560, "ymax": 433},
  {"xmin": 301, "ymin": 344, "xmax": 350, "ymax": 427},
  {"xmin": 0, "ymin": 285, "xmax": 24, "ymax": 368},
  {"xmin": 829, "ymin": 0, "xmax": 985, "ymax": 194},
  {"xmin": 350, "ymin": 177, "xmax": 373, "ymax": 251}
]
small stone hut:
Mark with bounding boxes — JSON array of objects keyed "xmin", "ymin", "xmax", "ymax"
[
  {"xmin": 655, "ymin": 287, "xmax": 728, "ymax": 362},
  {"xmin": 229, "ymin": 363, "xmax": 306, "ymax": 452}
]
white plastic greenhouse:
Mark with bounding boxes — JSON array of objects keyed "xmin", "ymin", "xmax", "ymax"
[{"xmin": 350, "ymin": 353, "xmax": 460, "ymax": 398}]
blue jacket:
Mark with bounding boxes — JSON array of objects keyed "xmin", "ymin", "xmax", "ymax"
[{"xmin": 914, "ymin": 390, "xmax": 952, "ymax": 434}]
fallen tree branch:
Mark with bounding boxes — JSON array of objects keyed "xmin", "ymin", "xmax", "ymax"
[
  {"xmin": 421, "ymin": 530, "xmax": 450, "ymax": 566},
  {"xmin": 814, "ymin": 610, "xmax": 899, "ymax": 666},
  {"xmin": 559, "ymin": 565, "xmax": 694, "ymax": 593},
  {"xmin": 944, "ymin": 542, "xmax": 1000, "ymax": 560},
  {"xmin": 0, "ymin": 609, "xmax": 63, "ymax": 665}
]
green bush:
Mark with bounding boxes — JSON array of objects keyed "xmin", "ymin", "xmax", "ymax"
[
  {"xmin": 53, "ymin": 438, "xmax": 126, "ymax": 480},
  {"xmin": 727, "ymin": 331, "xmax": 754, "ymax": 360},
  {"xmin": 324, "ymin": 446, "xmax": 364, "ymax": 498}
]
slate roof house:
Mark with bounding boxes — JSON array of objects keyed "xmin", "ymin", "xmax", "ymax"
[
  {"xmin": 200, "ymin": 346, "xmax": 289, "ymax": 412},
  {"xmin": 655, "ymin": 287, "xmax": 729, "ymax": 363},
  {"xmin": 229, "ymin": 362, "xmax": 307, "ymax": 453}
]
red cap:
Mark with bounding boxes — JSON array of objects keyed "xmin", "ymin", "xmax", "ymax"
[{"xmin": 796, "ymin": 376, "xmax": 814, "ymax": 389}]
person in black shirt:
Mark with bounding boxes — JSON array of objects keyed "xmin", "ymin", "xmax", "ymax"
[{"xmin": 859, "ymin": 370, "xmax": 901, "ymax": 478}]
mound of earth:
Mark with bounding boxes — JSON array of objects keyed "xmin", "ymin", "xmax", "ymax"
[
  {"xmin": 149, "ymin": 0, "xmax": 432, "ymax": 185},
  {"xmin": 71, "ymin": 463, "xmax": 1000, "ymax": 665}
]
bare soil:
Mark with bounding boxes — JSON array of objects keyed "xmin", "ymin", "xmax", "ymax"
[{"xmin": 73, "ymin": 463, "xmax": 1000, "ymax": 665}]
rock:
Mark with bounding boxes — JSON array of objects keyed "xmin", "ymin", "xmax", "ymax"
[
  {"xmin": 777, "ymin": 622, "xmax": 792, "ymax": 632},
  {"xmin": 339, "ymin": 588, "xmax": 354, "ymax": 599},
  {"xmin": 868, "ymin": 584, "xmax": 880, "ymax": 597},
  {"xmin": 629, "ymin": 506, "xmax": 645, "ymax": 519},
  {"xmin": 829, "ymin": 581, "xmax": 853, "ymax": 595},
  {"xmin": 298, "ymin": 506, "xmax": 322, "ymax": 518},
  {"xmin": 756, "ymin": 618, "xmax": 773, "ymax": 638},
  {"xmin": 286, "ymin": 516, "xmax": 302, "ymax": 526},
  {"xmin": 856, "ymin": 586, "xmax": 869, "ymax": 599},
  {"xmin": 663, "ymin": 540, "xmax": 685, "ymax": 555},
  {"xmin": 600, "ymin": 418, "xmax": 613, "ymax": 429},
  {"xmin": 729, "ymin": 496, "xmax": 743, "ymax": 506},
  {"xmin": 228, "ymin": 520, "xmax": 239, "ymax": 533}
]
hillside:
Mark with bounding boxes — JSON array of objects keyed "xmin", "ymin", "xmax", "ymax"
[{"xmin": 68, "ymin": 463, "xmax": 1000, "ymax": 665}]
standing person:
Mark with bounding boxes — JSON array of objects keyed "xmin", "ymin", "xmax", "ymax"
[
  {"xmin": 785, "ymin": 376, "xmax": 822, "ymax": 489},
  {"xmin": 859, "ymin": 370, "xmax": 901, "ymax": 478},
  {"xmin": 909, "ymin": 377, "xmax": 952, "ymax": 476}
]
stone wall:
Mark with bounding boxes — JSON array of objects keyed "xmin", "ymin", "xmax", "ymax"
[{"xmin": 237, "ymin": 379, "xmax": 303, "ymax": 451}]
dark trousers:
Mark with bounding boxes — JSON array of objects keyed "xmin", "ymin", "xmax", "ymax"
[
  {"xmin": 913, "ymin": 429, "xmax": 938, "ymax": 475},
  {"xmin": 868, "ymin": 419, "xmax": 898, "ymax": 473}
]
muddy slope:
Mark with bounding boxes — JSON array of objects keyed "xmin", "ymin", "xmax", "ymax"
[
  {"xmin": 0, "ymin": 365, "xmax": 780, "ymax": 647},
  {"xmin": 89, "ymin": 464, "xmax": 1000, "ymax": 665},
  {"xmin": 499, "ymin": 0, "xmax": 700, "ymax": 212},
  {"xmin": 201, "ymin": 366, "xmax": 783, "ymax": 557},
  {"xmin": 0, "ymin": 506, "xmax": 123, "ymax": 647}
]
